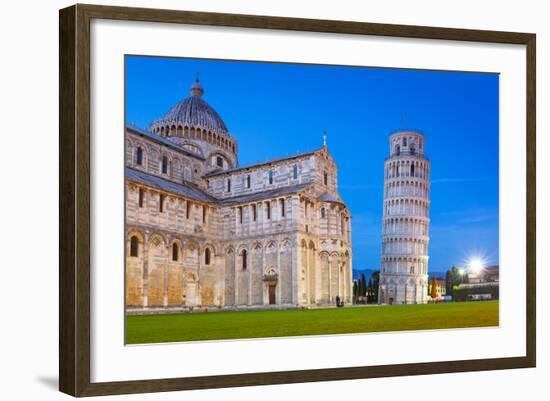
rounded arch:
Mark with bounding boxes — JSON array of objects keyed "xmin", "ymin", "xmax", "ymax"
[
  {"xmin": 126, "ymin": 230, "xmax": 145, "ymax": 257},
  {"xmin": 207, "ymin": 150, "xmax": 235, "ymax": 168},
  {"xmin": 238, "ymin": 247, "xmax": 248, "ymax": 270},
  {"xmin": 168, "ymin": 238, "xmax": 183, "ymax": 262},
  {"xmin": 178, "ymin": 141, "xmax": 204, "ymax": 157},
  {"xmin": 202, "ymin": 241, "xmax": 217, "ymax": 254},
  {"xmin": 237, "ymin": 244, "xmax": 249, "ymax": 255}
]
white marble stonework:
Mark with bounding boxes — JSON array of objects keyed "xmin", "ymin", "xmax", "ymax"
[
  {"xmin": 125, "ymin": 79, "xmax": 353, "ymax": 311},
  {"xmin": 379, "ymin": 131, "xmax": 430, "ymax": 305}
]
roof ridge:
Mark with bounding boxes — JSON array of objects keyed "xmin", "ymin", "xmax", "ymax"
[{"xmin": 205, "ymin": 148, "xmax": 325, "ymax": 177}]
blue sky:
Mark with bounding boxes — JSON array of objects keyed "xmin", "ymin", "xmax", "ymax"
[{"xmin": 126, "ymin": 55, "xmax": 499, "ymax": 273}]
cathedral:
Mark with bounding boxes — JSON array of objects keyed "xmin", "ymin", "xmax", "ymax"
[{"xmin": 125, "ymin": 78, "xmax": 353, "ymax": 311}]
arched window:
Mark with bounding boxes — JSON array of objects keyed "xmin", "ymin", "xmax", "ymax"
[
  {"xmin": 136, "ymin": 147, "xmax": 143, "ymax": 165},
  {"xmin": 268, "ymin": 170, "xmax": 274, "ymax": 185},
  {"xmin": 411, "ymin": 164, "xmax": 415, "ymax": 176},
  {"xmin": 324, "ymin": 171, "xmax": 328, "ymax": 186},
  {"xmin": 172, "ymin": 243, "xmax": 179, "ymax": 261},
  {"xmin": 403, "ymin": 138, "xmax": 407, "ymax": 147},
  {"xmin": 241, "ymin": 249, "xmax": 247, "ymax": 270},
  {"xmin": 395, "ymin": 145, "xmax": 400, "ymax": 155},
  {"xmin": 321, "ymin": 208, "xmax": 326, "ymax": 218},
  {"xmin": 161, "ymin": 156, "xmax": 168, "ymax": 174},
  {"xmin": 410, "ymin": 266, "xmax": 414, "ymax": 274},
  {"xmin": 130, "ymin": 236, "xmax": 139, "ymax": 257},
  {"xmin": 293, "ymin": 165, "xmax": 298, "ymax": 180},
  {"xmin": 227, "ymin": 178, "xmax": 231, "ymax": 192},
  {"xmin": 205, "ymin": 248, "xmax": 211, "ymax": 265},
  {"xmin": 216, "ymin": 156, "xmax": 224, "ymax": 168},
  {"xmin": 246, "ymin": 175, "xmax": 251, "ymax": 188}
]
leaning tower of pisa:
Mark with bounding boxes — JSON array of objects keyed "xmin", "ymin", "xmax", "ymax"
[{"xmin": 379, "ymin": 131, "xmax": 430, "ymax": 304}]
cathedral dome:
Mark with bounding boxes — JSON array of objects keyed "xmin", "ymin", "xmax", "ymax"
[{"xmin": 150, "ymin": 78, "xmax": 228, "ymax": 134}]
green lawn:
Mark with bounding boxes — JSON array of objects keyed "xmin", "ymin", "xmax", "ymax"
[{"xmin": 125, "ymin": 301, "xmax": 499, "ymax": 344}]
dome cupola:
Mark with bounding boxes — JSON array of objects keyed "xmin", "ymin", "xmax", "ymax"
[
  {"xmin": 150, "ymin": 78, "xmax": 229, "ymax": 134},
  {"xmin": 149, "ymin": 77, "xmax": 238, "ymax": 170}
]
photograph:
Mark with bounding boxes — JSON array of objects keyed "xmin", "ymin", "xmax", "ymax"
[{"xmin": 124, "ymin": 55, "xmax": 500, "ymax": 344}]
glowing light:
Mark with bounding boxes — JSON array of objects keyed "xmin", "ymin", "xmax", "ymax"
[
  {"xmin": 469, "ymin": 258, "xmax": 484, "ymax": 273},
  {"xmin": 458, "ymin": 268, "xmax": 465, "ymax": 275}
]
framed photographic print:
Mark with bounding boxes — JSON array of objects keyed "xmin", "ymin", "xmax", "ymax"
[{"xmin": 59, "ymin": 4, "xmax": 536, "ymax": 397}]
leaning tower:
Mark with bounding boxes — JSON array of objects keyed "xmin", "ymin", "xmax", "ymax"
[{"xmin": 379, "ymin": 131, "xmax": 430, "ymax": 304}]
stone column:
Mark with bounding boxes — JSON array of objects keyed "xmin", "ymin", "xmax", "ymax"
[
  {"xmin": 181, "ymin": 245, "xmax": 186, "ymax": 307},
  {"xmin": 262, "ymin": 245, "xmax": 267, "ymax": 305},
  {"xmin": 315, "ymin": 252, "xmax": 321, "ymax": 304},
  {"xmin": 248, "ymin": 244, "xmax": 253, "ymax": 306},
  {"xmin": 328, "ymin": 257, "xmax": 332, "ymax": 304},
  {"xmin": 347, "ymin": 252, "xmax": 353, "ymax": 303},
  {"xmin": 234, "ymin": 248, "xmax": 239, "ymax": 305},
  {"xmin": 163, "ymin": 248, "xmax": 169, "ymax": 307},
  {"xmin": 277, "ymin": 241, "xmax": 282, "ymax": 304},
  {"xmin": 142, "ymin": 243, "xmax": 149, "ymax": 308},
  {"xmin": 336, "ymin": 261, "xmax": 341, "ymax": 300},
  {"xmin": 291, "ymin": 242, "xmax": 299, "ymax": 305},
  {"xmin": 305, "ymin": 246, "xmax": 310, "ymax": 305},
  {"xmin": 197, "ymin": 246, "xmax": 202, "ymax": 306},
  {"xmin": 217, "ymin": 253, "xmax": 224, "ymax": 306}
]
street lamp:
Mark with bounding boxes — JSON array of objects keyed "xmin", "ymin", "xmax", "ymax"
[{"xmin": 468, "ymin": 257, "xmax": 484, "ymax": 274}]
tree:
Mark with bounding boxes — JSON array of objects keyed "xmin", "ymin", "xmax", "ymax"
[
  {"xmin": 367, "ymin": 278, "xmax": 373, "ymax": 303},
  {"xmin": 430, "ymin": 275, "xmax": 438, "ymax": 300},
  {"xmin": 371, "ymin": 270, "xmax": 380, "ymax": 303},
  {"xmin": 359, "ymin": 273, "xmax": 367, "ymax": 298},
  {"xmin": 445, "ymin": 266, "xmax": 464, "ymax": 297}
]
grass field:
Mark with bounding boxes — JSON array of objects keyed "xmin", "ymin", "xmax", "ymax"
[{"xmin": 125, "ymin": 300, "xmax": 499, "ymax": 344}]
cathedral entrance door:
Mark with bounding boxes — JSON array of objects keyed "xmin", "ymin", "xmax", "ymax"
[{"xmin": 268, "ymin": 284, "xmax": 276, "ymax": 305}]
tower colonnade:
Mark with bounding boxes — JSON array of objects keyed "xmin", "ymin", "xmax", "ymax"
[{"xmin": 379, "ymin": 131, "xmax": 430, "ymax": 305}]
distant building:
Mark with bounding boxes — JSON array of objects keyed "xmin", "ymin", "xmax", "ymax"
[
  {"xmin": 428, "ymin": 278, "xmax": 446, "ymax": 297},
  {"xmin": 466, "ymin": 265, "xmax": 499, "ymax": 284},
  {"xmin": 454, "ymin": 265, "xmax": 499, "ymax": 301}
]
